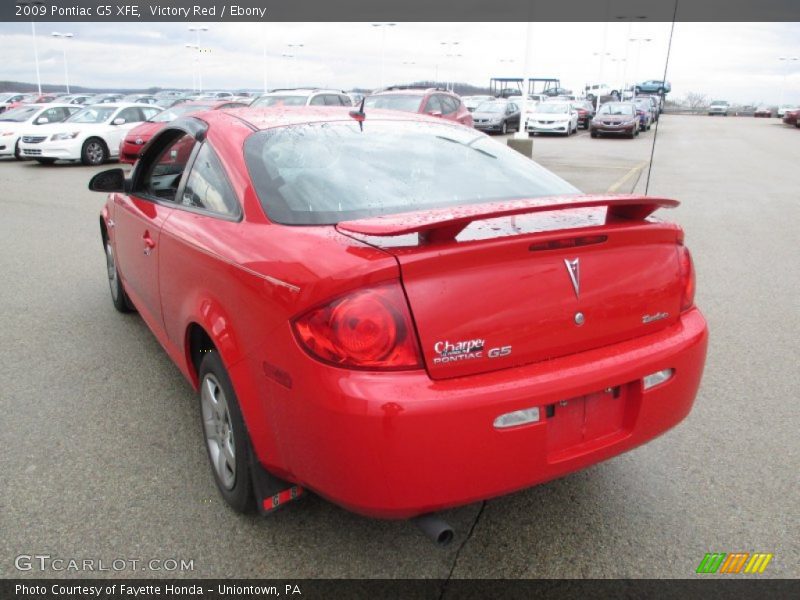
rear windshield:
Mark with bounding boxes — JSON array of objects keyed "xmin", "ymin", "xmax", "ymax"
[
  {"xmin": 363, "ymin": 95, "xmax": 423, "ymax": 112},
  {"xmin": 252, "ymin": 95, "xmax": 308, "ymax": 107},
  {"xmin": 150, "ymin": 104, "xmax": 213, "ymax": 122},
  {"xmin": 244, "ymin": 120, "xmax": 579, "ymax": 225}
]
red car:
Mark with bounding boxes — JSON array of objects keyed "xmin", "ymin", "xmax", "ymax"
[
  {"xmin": 119, "ymin": 100, "xmax": 247, "ymax": 163},
  {"xmin": 89, "ymin": 107, "xmax": 707, "ymax": 539},
  {"xmin": 364, "ymin": 86, "xmax": 473, "ymax": 127},
  {"xmin": 753, "ymin": 106, "xmax": 772, "ymax": 118},
  {"xmin": 782, "ymin": 108, "xmax": 799, "ymax": 127}
]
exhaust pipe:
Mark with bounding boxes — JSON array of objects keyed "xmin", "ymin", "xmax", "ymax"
[{"xmin": 412, "ymin": 514, "xmax": 454, "ymax": 547}]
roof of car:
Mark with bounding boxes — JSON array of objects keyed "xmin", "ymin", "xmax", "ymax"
[
  {"xmin": 85, "ymin": 102, "xmax": 160, "ymax": 109},
  {"xmin": 373, "ymin": 87, "xmax": 452, "ymax": 96},
  {"xmin": 208, "ymin": 106, "xmax": 452, "ymax": 131}
]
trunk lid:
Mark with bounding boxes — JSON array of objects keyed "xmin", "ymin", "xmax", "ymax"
[{"xmin": 338, "ymin": 195, "xmax": 685, "ymax": 380}]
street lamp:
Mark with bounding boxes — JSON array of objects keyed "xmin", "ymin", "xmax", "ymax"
[
  {"xmin": 188, "ymin": 26, "xmax": 209, "ymax": 92},
  {"xmin": 286, "ymin": 44, "xmax": 304, "ymax": 88},
  {"xmin": 629, "ymin": 37, "xmax": 652, "ymax": 95},
  {"xmin": 610, "ymin": 57, "xmax": 627, "ymax": 95},
  {"xmin": 185, "ymin": 44, "xmax": 199, "ymax": 92},
  {"xmin": 778, "ymin": 56, "xmax": 799, "ymax": 106},
  {"xmin": 51, "ymin": 32, "xmax": 73, "ymax": 93},
  {"xmin": 371, "ymin": 23, "xmax": 396, "ymax": 89},
  {"xmin": 440, "ymin": 42, "xmax": 460, "ymax": 91}
]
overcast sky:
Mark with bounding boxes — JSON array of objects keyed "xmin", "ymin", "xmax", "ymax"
[{"xmin": 1, "ymin": 21, "xmax": 799, "ymax": 105}]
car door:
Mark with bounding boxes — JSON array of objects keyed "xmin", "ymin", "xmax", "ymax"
[
  {"xmin": 507, "ymin": 102, "xmax": 520, "ymax": 128},
  {"xmin": 105, "ymin": 107, "xmax": 144, "ymax": 153},
  {"xmin": 112, "ymin": 130, "xmax": 198, "ymax": 333}
]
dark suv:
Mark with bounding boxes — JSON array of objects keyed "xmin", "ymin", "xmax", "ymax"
[{"xmin": 364, "ymin": 87, "xmax": 473, "ymax": 127}]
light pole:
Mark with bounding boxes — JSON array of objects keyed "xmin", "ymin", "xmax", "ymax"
[
  {"xmin": 188, "ymin": 26, "xmax": 209, "ymax": 92},
  {"xmin": 371, "ymin": 23, "xmax": 396, "ymax": 89},
  {"xmin": 629, "ymin": 37, "xmax": 652, "ymax": 96},
  {"xmin": 610, "ymin": 57, "xmax": 627, "ymax": 95},
  {"xmin": 778, "ymin": 56, "xmax": 799, "ymax": 106},
  {"xmin": 440, "ymin": 42, "xmax": 460, "ymax": 91},
  {"xmin": 591, "ymin": 51, "xmax": 611, "ymax": 110},
  {"xmin": 51, "ymin": 32, "xmax": 73, "ymax": 93},
  {"xmin": 445, "ymin": 54, "xmax": 463, "ymax": 92},
  {"xmin": 286, "ymin": 44, "xmax": 304, "ymax": 88},
  {"xmin": 31, "ymin": 21, "xmax": 42, "ymax": 95},
  {"xmin": 281, "ymin": 54, "xmax": 296, "ymax": 88},
  {"xmin": 185, "ymin": 44, "xmax": 199, "ymax": 92}
]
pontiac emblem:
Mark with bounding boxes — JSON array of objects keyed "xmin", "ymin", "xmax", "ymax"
[
  {"xmin": 564, "ymin": 258, "xmax": 580, "ymax": 298},
  {"xmin": 135, "ymin": 137, "xmax": 144, "ymax": 145}
]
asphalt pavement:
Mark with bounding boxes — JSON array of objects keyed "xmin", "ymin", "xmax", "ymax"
[{"xmin": 1, "ymin": 115, "xmax": 797, "ymax": 580}]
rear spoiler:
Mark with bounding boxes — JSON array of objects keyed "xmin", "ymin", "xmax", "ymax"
[{"xmin": 337, "ymin": 194, "xmax": 679, "ymax": 243}]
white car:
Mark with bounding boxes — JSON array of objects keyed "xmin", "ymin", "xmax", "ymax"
[
  {"xmin": 777, "ymin": 104, "xmax": 799, "ymax": 118},
  {"xmin": 18, "ymin": 103, "xmax": 161, "ymax": 165},
  {"xmin": 0, "ymin": 103, "xmax": 81, "ymax": 159},
  {"xmin": 251, "ymin": 89, "xmax": 353, "ymax": 107},
  {"xmin": 526, "ymin": 102, "xmax": 579, "ymax": 136}
]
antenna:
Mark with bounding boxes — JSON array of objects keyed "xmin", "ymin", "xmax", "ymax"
[{"xmin": 349, "ymin": 96, "xmax": 366, "ymax": 130}]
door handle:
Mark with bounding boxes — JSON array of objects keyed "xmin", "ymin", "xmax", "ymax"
[{"xmin": 143, "ymin": 232, "xmax": 155, "ymax": 255}]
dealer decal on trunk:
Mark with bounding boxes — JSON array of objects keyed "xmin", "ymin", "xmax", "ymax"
[{"xmin": 433, "ymin": 339, "xmax": 485, "ymax": 364}]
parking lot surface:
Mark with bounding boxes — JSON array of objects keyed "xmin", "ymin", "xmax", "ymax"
[{"xmin": 1, "ymin": 115, "xmax": 798, "ymax": 579}]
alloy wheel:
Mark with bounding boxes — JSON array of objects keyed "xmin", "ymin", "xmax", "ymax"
[{"xmin": 201, "ymin": 374, "xmax": 237, "ymax": 490}]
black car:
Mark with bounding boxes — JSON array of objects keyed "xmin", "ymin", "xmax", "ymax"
[
  {"xmin": 471, "ymin": 99, "xmax": 521, "ymax": 134},
  {"xmin": 572, "ymin": 100, "xmax": 596, "ymax": 129}
]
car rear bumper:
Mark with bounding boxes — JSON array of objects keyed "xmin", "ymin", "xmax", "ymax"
[{"xmin": 243, "ymin": 308, "xmax": 708, "ymax": 518}]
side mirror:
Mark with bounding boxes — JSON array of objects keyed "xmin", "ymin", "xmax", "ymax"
[
  {"xmin": 88, "ymin": 168, "xmax": 127, "ymax": 193},
  {"xmin": 112, "ymin": 117, "xmax": 126, "ymax": 125},
  {"xmin": 35, "ymin": 117, "xmax": 49, "ymax": 124},
  {"xmin": 428, "ymin": 110, "xmax": 443, "ymax": 118}
]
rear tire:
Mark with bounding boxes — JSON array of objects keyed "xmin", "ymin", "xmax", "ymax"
[
  {"xmin": 104, "ymin": 239, "xmax": 135, "ymax": 313},
  {"xmin": 199, "ymin": 350, "xmax": 255, "ymax": 514},
  {"xmin": 81, "ymin": 138, "xmax": 108, "ymax": 166}
]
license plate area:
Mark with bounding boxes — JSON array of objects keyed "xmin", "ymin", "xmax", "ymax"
[{"xmin": 546, "ymin": 385, "xmax": 632, "ymax": 461}]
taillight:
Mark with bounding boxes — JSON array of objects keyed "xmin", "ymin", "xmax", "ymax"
[
  {"xmin": 679, "ymin": 246, "xmax": 695, "ymax": 311},
  {"xmin": 292, "ymin": 281, "xmax": 422, "ymax": 370}
]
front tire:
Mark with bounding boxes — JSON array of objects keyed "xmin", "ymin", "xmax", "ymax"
[
  {"xmin": 82, "ymin": 138, "xmax": 108, "ymax": 166},
  {"xmin": 590, "ymin": 131, "xmax": 598, "ymax": 138},
  {"xmin": 35, "ymin": 158, "xmax": 56, "ymax": 165},
  {"xmin": 501, "ymin": 121, "xmax": 508, "ymax": 135},
  {"xmin": 199, "ymin": 351, "xmax": 254, "ymax": 513},
  {"xmin": 14, "ymin": 140, "xmax": 24, "ymax": 160}
]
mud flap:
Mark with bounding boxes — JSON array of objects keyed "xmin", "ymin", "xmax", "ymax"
[{"xmin": 249, "ymin": 450, "xmax": 304, "ymax": 516}]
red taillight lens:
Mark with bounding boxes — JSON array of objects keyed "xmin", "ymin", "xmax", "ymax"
[
  {"xmin": 293, "ymin": 282, "xmax": 422, "ymax": 370},
  {"xmin": 679, "ymin": 246, "xmax": 695, "ymax": 311}
]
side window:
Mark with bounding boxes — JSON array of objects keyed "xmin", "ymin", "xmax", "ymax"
[
  {"xmin": 142, "ymin": 107, "xmax": 160, "ymax": 120},
  {"xmin": 508, "ymin": 103, "xmax": 518, "ymax": 113},
  {"xmin": 180, "ymin": 144, "xmax": 240, "ymax": 217},
  {"xmin": 66, "ymin": 107, "xmax": 81, "ymax": 117},
  {"xmin": 339, "ymin": 95, "xmax": 352, "ymax": 106},
  {"xmin": 441, "ymin": 96, "xmax": 458, "ymax": 115},
  {"xmin": 423, "ymin": 95, "xmax": 443, "ymax": 114},
  {"xmin": 141, "ymin": 133, "xmax": 196, "ymax": 201},
  {"xmin": 309, "ymin": 95, "xmax": 326, "ymax": 106},
  {"xmin": 116, "ymin": 107, "xmax": 142, "ymax": 124},
  {"xmin": 323, "ymin": 95, "xmax": 341, "ymax": 106}
]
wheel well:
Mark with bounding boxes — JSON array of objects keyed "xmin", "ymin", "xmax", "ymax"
[
  {"xmin": 84, "ymin": 136, "xmax": 108, "ymax": 153},
  {"xmin": 188, "ymin": 324, "xmax": 216, "ymax": 380}
]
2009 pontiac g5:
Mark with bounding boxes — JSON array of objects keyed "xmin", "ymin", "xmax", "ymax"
[{"xmin": 90, "ymin": 106, "xmax": 708, "ymax": 526}]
